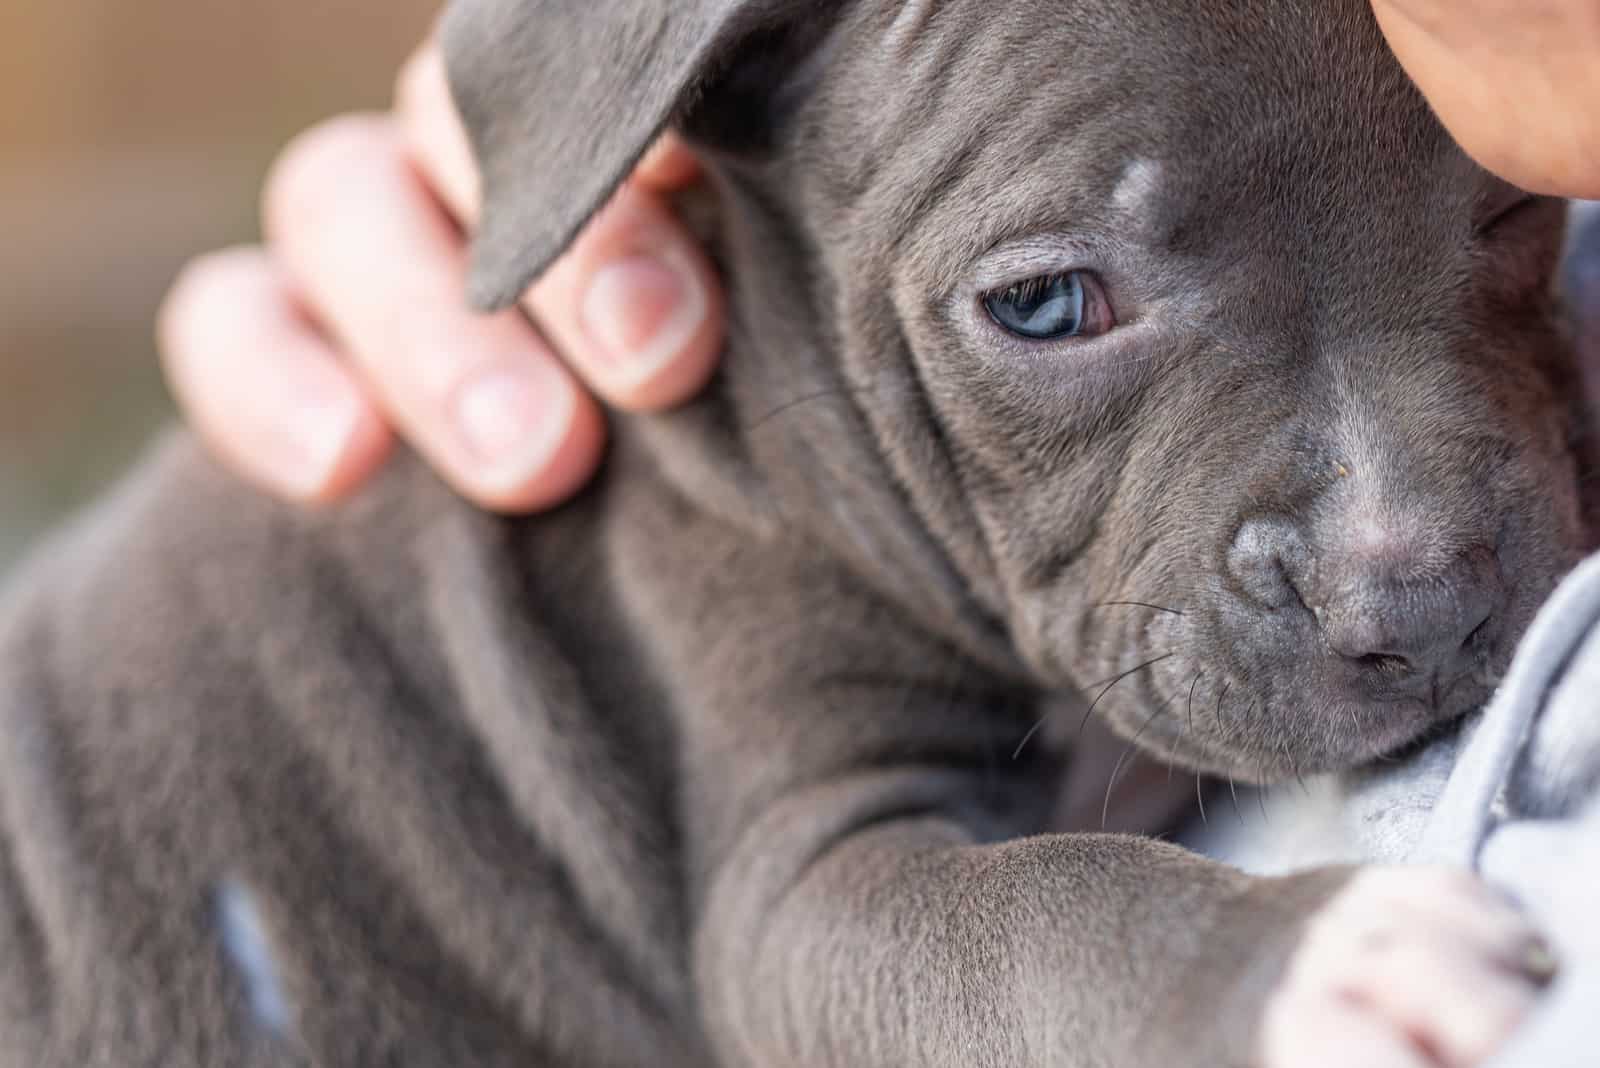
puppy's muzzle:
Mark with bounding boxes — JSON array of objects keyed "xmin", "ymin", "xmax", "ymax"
[{"xmin": 1229, "ymin": 515, "xmax": 1504, "ymax": 699}]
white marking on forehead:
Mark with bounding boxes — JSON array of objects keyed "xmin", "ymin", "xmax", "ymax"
[{"xmin": 1113, "ymin": 159, "xmax": 1165, "ymax": 217}]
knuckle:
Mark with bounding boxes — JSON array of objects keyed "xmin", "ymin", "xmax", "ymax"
[
  {"xmin": 1301, "ymin": 905, "xmax": 1344, "ymax": 949},
  {"xmin": 170, "ymin": 247, "xmax": 265, "ymax": 297},
  {"xmin": 393, "ymin": 47, "xmax": 442, "ymax": 121},
  {"xmin": 1416, "ymin": 866, "xmax": 1481, "ymax": 894},
  {"xmin": 1381, "ymin": 937, "xmax": 1438, "ymax": 982},
  {"xmin": 1335, "ymin": 866, "xmax": 1394, "ymax": 906},
  {"xmin": 1431, "ymin": 1000, "xmax": 1517, "ymax": 1064},
  {"xmin": 158, "ymin": 247, "xmax": 272, "ymax": 354},
  {"xmin": 1283, "ymin": 938, "xmax": 1337, "ymax": 993},
  {"xmin": 1293, "ymin": 910, "xmax": 1401, "ymax": 993},
  {"xmin": 1353, "ymin": 864, "xmax": 1479, "ymax": 910},
  {"xmin": 1472, "ymin": 998, "xmax": 1530, "ymax": 1049},
  {"xmin": 1256, "ymin": 1001, "xmax": 1291, "ymax": 1062},
  {"xmin": 1314, "ymin": 884, "xmax": 1383, "ymax": 939},
  {"xmin": 1360, "ymin": 865, "xmax": 1419, "ymax": 893},
  {"xmin": 264, "ymin": 114, "xmax": 398, "ymax": 237},
  {"xmin": 1258, "ymin": 986, "xmax": 1312, "ymax": 1064},
  {"xmin": 160, "ymin": 256, "xmax": 225, "ymax": 326},
  {"xmin": 1492, "ymin": 995, "xmax": 1536, "ymax": 1042},
  {"xmin": 570, "ymin": 182, "xmax": 659, "ymax": 251}
]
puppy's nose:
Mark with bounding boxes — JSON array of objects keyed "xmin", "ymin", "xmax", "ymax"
[
  {"xmin": 1316, "ymin": 557, "xmax": 1498, "ymax": 679},
  {"xmin": 1229, "ymin": 518, "xmax": 1502, "ymax": 683}
]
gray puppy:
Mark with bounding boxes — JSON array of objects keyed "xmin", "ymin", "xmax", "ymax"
[{"xmin": 0, "ymin": 0, "xmax": 1588, "ymax": 1066}]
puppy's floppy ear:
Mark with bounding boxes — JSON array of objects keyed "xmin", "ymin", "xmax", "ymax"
[{"xmin": 441, "ymin": 0, "xmax": 833, "ymax": 310}]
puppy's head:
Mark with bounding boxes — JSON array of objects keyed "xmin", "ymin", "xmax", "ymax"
[{"xmin": 445, "ymin": 0, "xmax": 1588, "ymax": 780}]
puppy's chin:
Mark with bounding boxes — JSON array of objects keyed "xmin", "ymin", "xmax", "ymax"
[
  {"xmin": 1027, "ymin": 595, "xmax": 1514, "ymax": 785},
  {"xmin": 1189, "ymin": 645, "xmax": 1500, "ymax": 780},
  {"xmin": 1221, "ymin": 693, "xmax": 1474, "ymax": 782},
  {"xmin": 1102, "ymin": 686, "xmax": 1473, "ymax": 786}
]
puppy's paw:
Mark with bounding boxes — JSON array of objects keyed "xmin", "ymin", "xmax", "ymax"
[{"xmin": 1257, "ymin": 867, "xmax": 1555, "ymax": 1068}]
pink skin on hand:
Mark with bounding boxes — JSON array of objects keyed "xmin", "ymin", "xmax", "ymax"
[
  {"xmin": 160, "ymin": 43, "xmax": 723, "ymax": 513},
  {"xmin": 1371, "ymin": 0, "xmax": 1600, "ymax": 198},
  {"xmin": 1259, "ymin": 867, "xmax": 1553, "ymax": 1068}
]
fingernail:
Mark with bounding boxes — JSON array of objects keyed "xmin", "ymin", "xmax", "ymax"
[
  {"xmin": 1523, "ymin": 939, "xmax": 1560, "ymax": 984},
  {"xmin": 452, "ymin": 364, "xmax": 573, "ymax": 486},
  {"xmin": 580, "ymin": 248, "xmax": 707, "ymax": 386}
]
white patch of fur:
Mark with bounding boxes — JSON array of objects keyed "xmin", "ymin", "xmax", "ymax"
[
  {"xmin": 217, "ymin": 880, "xmax": 293, "ymax": 1038},
  {"xmin": 1112, "ymin": 159, "xmax": 1164, "ymax": 218}
]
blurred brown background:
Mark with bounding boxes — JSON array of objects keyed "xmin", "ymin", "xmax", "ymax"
[{"xmin": 0, "ymin": 0, "xmax": 438, "ymax": 568}]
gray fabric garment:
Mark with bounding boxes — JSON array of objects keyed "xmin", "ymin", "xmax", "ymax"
[{"xmin": 1190, "ymin": 551, "xmax": 1600, "ymax": 1066}]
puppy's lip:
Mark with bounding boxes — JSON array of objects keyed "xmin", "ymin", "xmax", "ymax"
[
  {"xmin": 1349, "ymin": 678, "xmax": 1490, "ymax": 764},
  {"xmin": 1325, "ymin": 691, "xmax": 1469, "ymax": 771},
  {"xmin": 1355, "ymin": 700, "xmax": 1435, "ymax": 758},
  {"xmin": 1197, "ymin": 701, "xmax": 1435, "ymax": 781},
  {"xmin": 1337, "ymin": 647, "xmax": 1495, "ymax": 714}
]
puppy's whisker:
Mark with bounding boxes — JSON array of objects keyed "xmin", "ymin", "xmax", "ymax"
[
  {"xmin": 742, "ymin": 379, "xmax": 915, "ymax": 433},
  {"xmin": 1164, "ymin": 703, "xmax": 1182, "ymax": 787},
  {"xmin": 1195, "ymin": 774, "xmax": 1208, "ymax": 826},
  {"xmin": 1257, "ymin": 759, "xmax": 1271, "ymax": 824},
  {"xmin": 1186, "ymin": 672, "xmax": 1202, "ymax": 736},
  {"xmin": 1343, "ymin": 702, "xmax": 1363, "ymax": 741},
  {"xmin": 1227, "ymin": 776, "xmax": 1242, "ymax": 825},
  {"xmin": 1072, "ymin": 653, "xmax": 1176, "ymax": 742},
  {"xmin": 1014, "ymin": 652, "xmax": 1174, "ymax": 760},
  {"xmin": 1011, "ymin": 717, "xmax": 1050, "ymax": 761},
  {"xmin": 1100, "ymin": 694, "xmax": 1172, "ymax": 829},
  {"xmin": 1283, "ymin": 735, "xmax": 1310, "ymax": 795},
  {"xmin": 1093, "ymin": 601, "xmax": 1186, "ymax": 617},
  {"xmin": 1101, "ymin": 747, "xmax": 1138, "ymax": 830}
]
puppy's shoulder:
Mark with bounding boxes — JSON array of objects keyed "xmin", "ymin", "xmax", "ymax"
[
  {"xmin": 0, "ymin": 432, "xmax": 652, "ymax": 1065},
  {"xmin": 0, "ymin": 428, "xmax": 496, "ymax": 795},
  {"xmin": 0, "ymin": 428, "xmax": 567, "ymax": 851}
]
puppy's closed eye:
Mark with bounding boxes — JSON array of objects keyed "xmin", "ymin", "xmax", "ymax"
[{"xmin": 983, "ymin": 270, "xmax": 1115, "ymax": 340}]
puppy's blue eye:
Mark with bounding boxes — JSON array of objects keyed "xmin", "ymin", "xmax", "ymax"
[{"xmin": 983, "ymin": 271, "xmax": 1109, "ymax": 340}]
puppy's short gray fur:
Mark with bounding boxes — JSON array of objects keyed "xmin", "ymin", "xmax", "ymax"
[{"xmin": 0, "ymin": 1, "xmax": 1590, "ymax": 1065}]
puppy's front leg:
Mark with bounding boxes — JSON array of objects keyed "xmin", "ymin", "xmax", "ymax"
[
  {"xmin": 694, "ymin": 772, "xmax": 1345, "ymax": 1068},
  {"xmin": 638, "ymin": 516, "xmax": 1530, "ymax": 1065},
  {"xmin": 644, "ymin": 537, "xmax": 1345, "ymax": 1067}
]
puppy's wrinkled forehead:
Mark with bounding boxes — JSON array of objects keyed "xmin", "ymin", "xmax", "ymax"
[
  {"xmin": 443, "ymin": 0, "xmax": 1456, "ymax": 309},
  {"xmin": 814, "ymin": 0, "xmax": 1454, "ymax": 276}
]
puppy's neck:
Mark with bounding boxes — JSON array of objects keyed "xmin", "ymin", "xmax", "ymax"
[{"xmin": 611, "ymin": 166, "xmax": 1023, "ymax": 678}]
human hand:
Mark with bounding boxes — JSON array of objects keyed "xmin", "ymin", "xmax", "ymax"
[
  {"xmin": 1258, "ymin": 867, "xmax": 1554, "ymax": 1068},
  {"xmin": 159, "ymin": 41, "xmax": 723, "ymax": 511},
  {"xmin": 1373, "ymin": 0, "xmax": 1600, "ymax": 198}
]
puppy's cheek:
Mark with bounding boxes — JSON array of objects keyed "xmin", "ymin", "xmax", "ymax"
[{"xmin": 1004, "ymin": 591, "xmax": 1078, "ymax": 685}]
